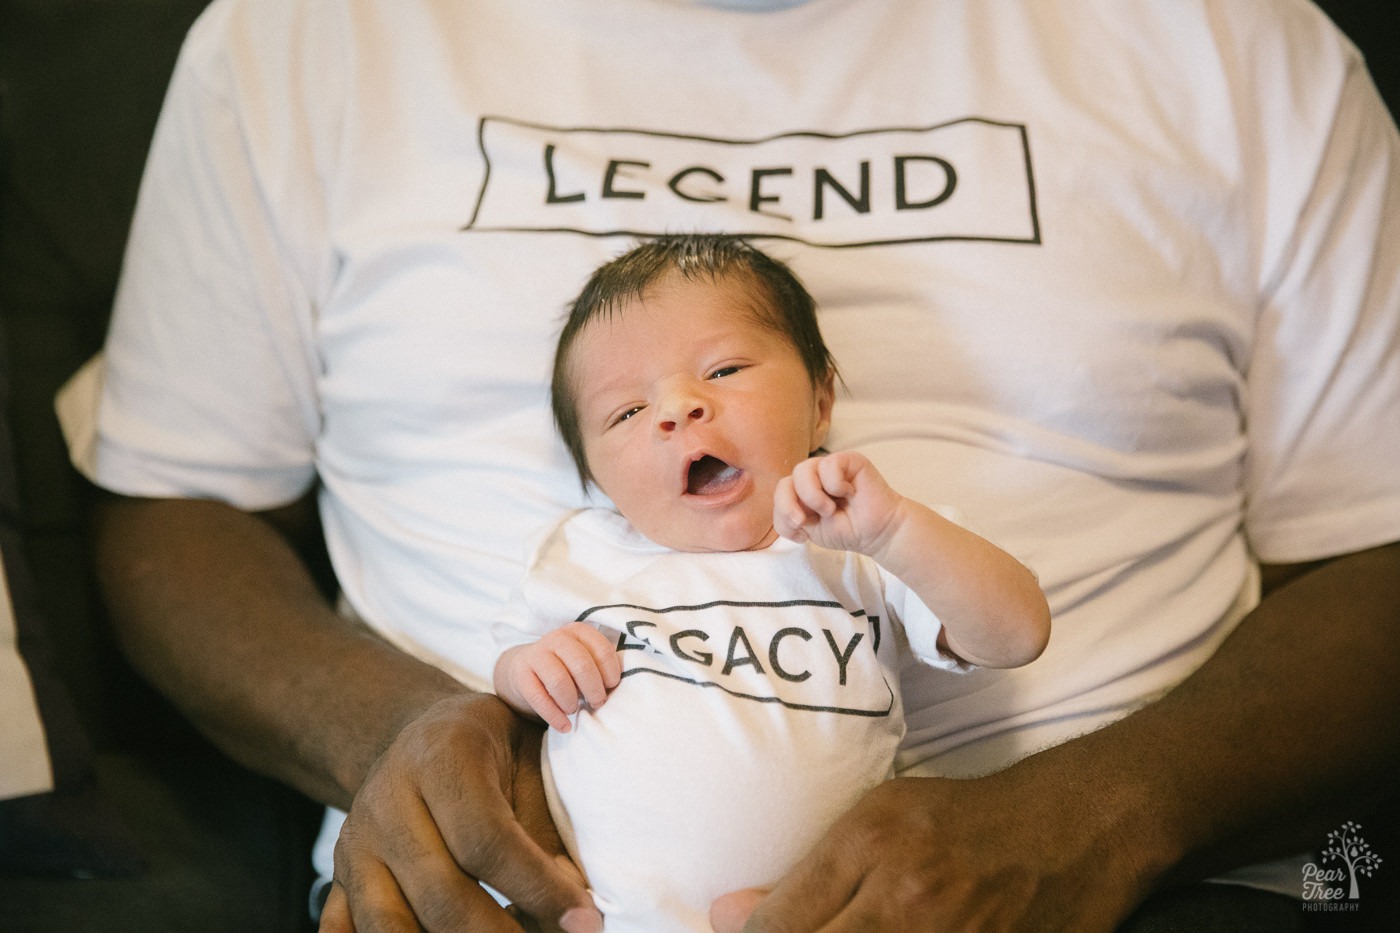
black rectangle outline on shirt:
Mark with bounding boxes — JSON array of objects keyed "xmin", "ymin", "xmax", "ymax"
[
  {"xmin": 576, "ymin": 598, "xmax": 854, "ymax": 621},
  {"xmin": 616, "ymin": 666, "xmax": 895, "ymax": 717},
  {"xmin": 579, "ymin": 599, "xmax": 894, "ymax": 717},
  {"xmin": 464, "ymin": 117, "xmax": 1042, "ymax": 249}
]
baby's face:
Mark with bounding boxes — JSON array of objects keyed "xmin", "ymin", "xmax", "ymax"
[{"xmin": 571, "ymin": 272, "xmax": 832, "ymax": 552}]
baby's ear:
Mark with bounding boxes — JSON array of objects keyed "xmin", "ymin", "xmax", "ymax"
[{"xmin": 810, "ymin": 373, "xmax": 836, "ymax": 448}]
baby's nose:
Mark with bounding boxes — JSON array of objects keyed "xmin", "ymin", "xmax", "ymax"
[{"xmin": 656, "ymin": 385, "xmax": 710, "ymax": 434}]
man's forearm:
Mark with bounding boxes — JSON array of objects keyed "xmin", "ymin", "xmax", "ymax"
[
  {"xmin": 92, "ymin": 491, "xmax": 468, "ymax": 810},
  {"xmin": 1038, "ymin": 542, "xmax": 1400, "ymax": 893}
]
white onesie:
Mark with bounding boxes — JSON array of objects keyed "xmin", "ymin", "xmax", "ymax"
[{"xmin": 492, "ymin": 508, "xmax": 967, "ymax": 932}]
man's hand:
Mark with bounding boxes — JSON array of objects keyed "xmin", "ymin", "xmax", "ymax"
[
  {"xmin": 318, "ymin": 693, "xmax": 602, "ymax": 933},
  {"xmin": 494, "ymin": 624, "xmax": 623, "ymax": 732},
  {"xmin": 710, "ymin": 766, "xmax": 1148, "ymax": 933}
]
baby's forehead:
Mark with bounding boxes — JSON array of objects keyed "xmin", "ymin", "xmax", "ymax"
[
  {"xmin": 643, "ymin": 265, "xmax": 765, "ymax": 305},
  {"xmin": 596, "ymin": 269, "xmax": 775, "ymax": 333},
  {"xmin": 562, "ymin": 266, "xmax": 791, "ymax": 395}
]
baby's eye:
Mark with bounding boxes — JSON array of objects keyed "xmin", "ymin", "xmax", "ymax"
[
  {"xmin": 612, "ymin": 406, "xmax": 644, "ymax": 426},
  {"xmin": 709, "ymin": 365, "xmax": 742, "ymax": 380}
]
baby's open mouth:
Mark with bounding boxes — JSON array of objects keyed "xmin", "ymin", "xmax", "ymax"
[{"xmin": 686, "ymin": 455, "xmax": 742, "ymax": 496}]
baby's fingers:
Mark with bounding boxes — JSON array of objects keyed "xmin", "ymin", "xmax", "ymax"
[
  {"xmin": 551, "ymin": 624, "xmax": 619, "ymax": 710},
  {"xmin": 773, "ymin": 475, "xmax": 814, "ymax": 541},
  {"xmin": 816, "ymin": 451, "xmax": 860, "ymax": 499},
  {"xmin": 569, "ymin": 622, "xmax": 624, "ymax": 693},
  {"xmin": 790, "ymin": 457, "xmax": 840, "ymax": 517},
  {"xmin": 517, "ymin": 657, "xmax": 577, "ymax": 733}
]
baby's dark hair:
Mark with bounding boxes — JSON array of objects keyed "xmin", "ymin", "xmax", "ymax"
[{"xmin": 552, "ymin": 234, "xmax": 838, "ymax": 486}]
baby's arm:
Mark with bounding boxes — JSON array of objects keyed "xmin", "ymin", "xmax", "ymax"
[
  {"xmin": 774, "ymin": 451, "xmax": 1050, "ymax": 668},
  {"xmin": 493, "ymin": 622, "xmax": 623, "ymax": 731}
]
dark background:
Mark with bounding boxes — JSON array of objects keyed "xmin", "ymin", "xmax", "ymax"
[{"xmin": 0, "ymin": 1, "xmax": 1396, "ymax": 931}]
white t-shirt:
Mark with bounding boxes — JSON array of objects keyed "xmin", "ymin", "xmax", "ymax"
[
  {"xmin": 493, "ymin": 507, "xmax": 966, "ymax": 932},
  {"xmin": 58, "ymin": 0, "xmax": 1400, "ymax": 895}
]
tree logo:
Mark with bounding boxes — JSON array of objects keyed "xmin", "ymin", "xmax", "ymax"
[{"xmin": 1302, "ymin": 821, "xmax": 1383, "ymax": 912}]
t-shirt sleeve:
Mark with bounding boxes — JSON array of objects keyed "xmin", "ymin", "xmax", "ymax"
[
  {"xmin": 1242, "ymin": 26, "xmax": 1400, "ymax": 564},
  {"xmin": 878, "ymin": 565, "xmax": 972, "ymax": 674},
  {"xmin": 488, "ymin": 582, "xmax": 550, "ymax": 655},
  {"xmin": 488, "ymin": 514, "xmax": 579, "ymax": 655},
  {"xmin": 57, "ymin": 2, "xmax": 331, "ymax": 510}
]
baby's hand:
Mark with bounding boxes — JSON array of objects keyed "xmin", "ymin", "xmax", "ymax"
[
  {"xmin": 493, "ymin": 622, "xmax": 622, "ymax": 732},
  {"xmin": 774, "ymin": 451, "xmax": 905, "ymax": 555}
]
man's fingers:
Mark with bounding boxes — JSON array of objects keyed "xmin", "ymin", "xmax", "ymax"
[
  {"xmin": 709, "ymin": 886, "xmax": 768, "ymax": 933},
  {"xmin": 713, "ymin": 786, "xmax": 876, "ymax": 933},
  {"xmin": 438, "ymin": 703, "xmax": 601, "ymax": 933},
  {"xmin": 317, "ymin": 882, "xmax": 356, "ymax": 933},
  {"xmin": 712, "ymin": 832, "xmax": 862, "ymax": 933},
  {"xmin": 337, "ymin": 693, "xmax": 597, "ymax": 932},
  {"xmin": 474, "ymin": 812, "xmax": 598, "ymax": 931},
  {"xmin": 337, "ymin": 792, "xmax": 524, "ymax": 933},
  {"xmin": 327, "ymin": 850, "xmax": 424, "ymax": 933}
]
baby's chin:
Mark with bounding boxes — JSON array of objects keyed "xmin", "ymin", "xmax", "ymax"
[{"xmin": 647, "ymin": 521, "xmax": 779, "ymax": 554}]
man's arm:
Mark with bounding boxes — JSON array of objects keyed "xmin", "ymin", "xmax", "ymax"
[
  {"xmin": 93, "ymin": 490, "xmax": 449, "ymax": 807},
  {"xmin": 713, "ymin": 542, "xmax": 1400, "ymax": 932},
  {"xmin": 1147, "ymin": 543, "xmax": 1400, "ymax": 881},
  {"xmin": 92, "ymin": 491, "xmax": 601, "ymax": 933}
]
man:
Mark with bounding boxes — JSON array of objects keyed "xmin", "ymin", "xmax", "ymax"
[{"xmin": 61, "ymin": 0, "xmax": 1400, "ymax": 929}]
